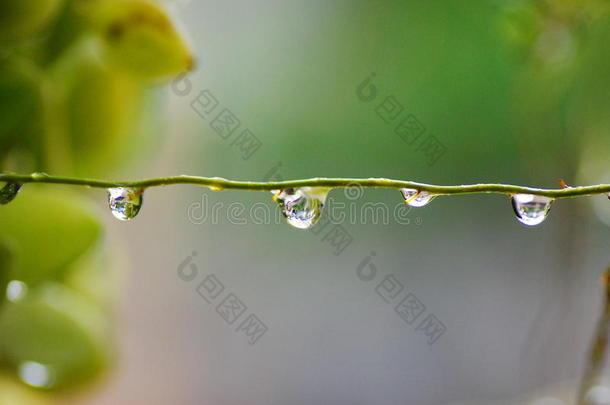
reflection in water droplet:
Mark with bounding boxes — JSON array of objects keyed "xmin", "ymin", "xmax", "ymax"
[
  {"xmin": 6, "ymin": 280, "xmax": 28, "ymax": 302},
  {"xmin": 400, "ymin": 188, "xmax": 435, "ymax": 207},
  {"xmin": 0, "ymin": 182, "xmax": 22, "ymax": 205},
  {"xmin": 18, "ymin": 361, "xmax": 54, "ymax": 388},
  {"xmin": 273, "ymin": 187, "xmax": 328, "ymax": 229},
  {"xmin": 107, "ymin": 187, "xmax": 144, "ymax": 221},
  {"xmin": 511, "ymin": 194, "xmax": 553, "ymax": 226}
]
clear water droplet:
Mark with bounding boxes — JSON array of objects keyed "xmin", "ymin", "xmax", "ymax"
[
  {"xmin": 511, "ymin": 194, "xmax": 553, "ymax": 226},
  {"xmin": 0, "ymin": 182, "xmax": 22, "ymax": 205},
  {"xmin": 400, "ymin": 188, "xmax": 435, "ymax": 207},
  {"xmin": 273, "ymin": 187, "xmax": 328, "ymax": 229},
  {"xmin": 107, "ymin": 187, "xmax": 143, "ymax": 221},
  {"xmin": 30, "ymin": 172, "xmax": 49, "ymax": 181}
]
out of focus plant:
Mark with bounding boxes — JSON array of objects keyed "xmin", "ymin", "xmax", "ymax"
[
  {"xmin": 499, "ymin": 0, "xmax": 610, "ymax": 223},
  {"xmin": 0, "ymin": 0, "xmax": 193, "ymax": 402}
]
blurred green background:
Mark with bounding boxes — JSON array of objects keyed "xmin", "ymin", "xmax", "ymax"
[{"xmin": 1, "ymin": 0, "xmax": 610, "ymax": 404}]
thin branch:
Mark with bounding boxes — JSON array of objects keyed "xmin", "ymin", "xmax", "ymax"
[
  {"xmin": 576, "ymin": 269, "xmax": 610, "ymax": 405},
  {"xmin": 1, "ymin": 172, "xmax": 610, "ymax": 199}
]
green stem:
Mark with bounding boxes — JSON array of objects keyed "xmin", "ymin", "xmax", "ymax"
[{"xmin": 1, "ymin": 172, "xmax": 610, "ymax": 199}]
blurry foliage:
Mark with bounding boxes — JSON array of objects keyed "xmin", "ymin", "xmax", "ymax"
[
  {"xmin": 499, "ymin": 0, "xmax": 610, "ymax": 174},
  {"xmin": 498, "ymin": 0, "xmax": 610, "ymax": 225},
  {"xmin": 0, "ymin": 188, "xmax": 101, "ymax": 285},
  {"xmin": 0, "ymin": 0, "xmax": 192, "ymax": 401}
]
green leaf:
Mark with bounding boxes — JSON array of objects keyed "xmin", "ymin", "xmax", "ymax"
[
  {"xmin": 0, "ymin": 240, "xmax": 13, "ymax": 310},
  {"xmin": 0, "ymin": 58, "xmax": 42, "ymax": 158},
  {"xmin": 0, "ymin": 282, "xmax": 110, "ymax": 390},
  {"xmin": 64, "ymin": 243, "xmax": 120, "ymax": 308},
  {"xmin": 0, "ymin": 186, "xmax": 102, "ymax": 284},
  {"xmin": 49, "ymin": 42, "xmax": 161, "ymax": 177},
  {"xmin": 0, "ymin": 372, "xmax": 46, "ymax": 405},
  {"xmin": 62, "ymin": 53, "xmax": 144, "ymax": 176},
  {"xmin": 0, "ymin": 0, "xmax": 66, "ymax": 43}
]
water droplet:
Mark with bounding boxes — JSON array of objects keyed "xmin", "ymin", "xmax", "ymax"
[
  {"xmin": 273, "ymin": 187, "xmax": 328, "ymax": 229},
  {"xmin": 400, "ymin": 188, "xmax": 435, "ymax": 207},
  {"xmin": 208, "ymin": 185, "xmax": 224, "ymax": 191},
  {"xmin": 18, "ymin": 361, "xmax": 55, "ymax": 388},
  {"xmin": 0, "ymin": 182, "xmax": 21, "ymax": 205},
  {"xmin": 107, "ymin": 187, "xmax": 143, "ymax": 221},
  {"xmin": 511, "ymin": 194, "xmax": 553, "ymax": 226},
  {"xmin": 30, "ymin": 172, "xmax": 49, "ymax": 181},
  {"xmin": 6, "ymin": 280, "xmax": 28, "ymax": 302}
]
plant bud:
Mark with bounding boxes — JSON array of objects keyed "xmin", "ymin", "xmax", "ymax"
[{"xmin": 93, "ymin": 0, "xmax": 195, "ymax": 80}]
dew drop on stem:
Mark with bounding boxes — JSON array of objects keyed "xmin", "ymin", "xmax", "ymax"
[
  {"xmin": 400, "ymin": 188, "xmax": 436, "ymax": 207},
  {"xmin": 272, "ymin": 187, "xmax": 329, "ymax": 230},
  {"xmin": 107, "ymin": 187, "xmax": 144, "ymax": 221},
  {"xmin": 511, "ymin": 193, "xmax": 553, "ymax": 226}
]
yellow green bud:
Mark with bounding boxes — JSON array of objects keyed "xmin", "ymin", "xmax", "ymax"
[{"xmin": 92, "ymin": 0, "xmax": 195, "ymax": 79}]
